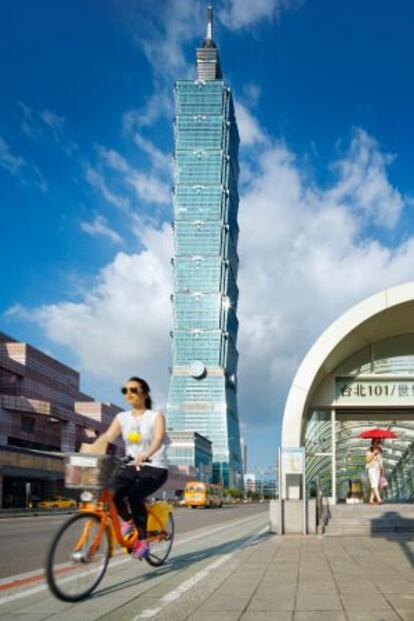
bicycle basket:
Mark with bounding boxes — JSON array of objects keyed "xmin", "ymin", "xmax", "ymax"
[{"xmin": 64, "ymin": 454, "xmax": 120, "ymax": 490}]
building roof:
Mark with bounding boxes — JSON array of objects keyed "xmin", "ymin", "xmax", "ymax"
[
  {"xmin": 282, "ymin": 281, "xmax": 414, "ymax": 446},
  {"xmin": 196, "ymin": 5, "xmax": 222, "ymax": 80}
]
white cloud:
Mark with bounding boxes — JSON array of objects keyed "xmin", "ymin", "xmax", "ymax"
[
  {"xmin": 120, "ymin": 0, "xmax": 298, "ymax": 133},
  {"xmin": 96, "ymin": 147, "xmax": 129, "ymax": 175},
  {"xmin": 11, "ymin": 223, "xmax": 174, "ymax": 405},
  {"xmin": 236, "ymin": 125, "xmax": 413, "ymax": 426},
  {"xmin": 326, "ymin": 128, "xmax": 403, "ymax": 229},
  {"xmin": 123, "ymin": 91, "xmax": 173, "ymax": 132},
  {"xmin": 17, "ymin": 101, "xmax": 37, "ymax": 139},
  {"xmin": 9, "ymin": 119, "xmax": 414, "ymax": 446},
  {"xmin": 32, "ymin": 165, "xmax": 48, "ymax": 194},
  {"xmin": 128, "ymin": 171, "xmax": 170, "ymax": 206},
  {"xmin": 85, "ymin": 165, "xmax": 131, "ymax": 211},
  {"xmin": 140, "ymin": 0, "xmax": 202, "ymax": 81},
  {"xmin": 121, "ymin": 0, "xmax": 204, "ymax": 131},
  {"xmin": 18, "ymin": 102, "xmax": 67, "ymax": 144},
  {"xmin": 0, "ymin": 135, "xmax": 48, "ymax": 192},
  {"xmin": 234, "ymin": 101, "xmax": 269, "ymax": 146},
  {"xmin": 0, "ymin": 136, "xmax": 25, "ymax": 174},
  {"xmin": 40, "ymin": 109, "xmax": 65, "ymax": 132},
  {"xmin": 96, "ymin": 145, "xmax": 171, "ymax": 207},
  {"xmin": 133, "ymin": 134, "xmax": 171, "ymax": 172},
  {"xmin": 219, "ymin": 0, "xmax": 300, "ymax": 30},
  {"xmin": 81, "ymin": 215, "xmax": 123, "ymax": 244},
  {"xmin": 243, "ymin": 83, "xmax": 262, "ymax": 106}
]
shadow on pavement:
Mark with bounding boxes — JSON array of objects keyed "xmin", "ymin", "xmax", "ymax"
[
  {"xmin": 90, "ymin": 529, "xmax": 270, "ymax": 601},
  {"xmin": 370, "ymin": 511, "xmax": 414, "ymax": 567}
]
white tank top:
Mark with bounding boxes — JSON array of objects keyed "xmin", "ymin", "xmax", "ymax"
[{"xmin": 116, "ymin": 409, "xmax": 169, "ymax": 469}]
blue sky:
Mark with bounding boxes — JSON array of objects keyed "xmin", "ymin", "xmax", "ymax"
[{"xmin": 1, "ymin": 0, "xmax": 414, "ymax": 470}]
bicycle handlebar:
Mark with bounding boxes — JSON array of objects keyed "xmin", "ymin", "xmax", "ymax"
[{"xmin": 121, "ymin": 455, "xmax": 152, "ymax": 465}]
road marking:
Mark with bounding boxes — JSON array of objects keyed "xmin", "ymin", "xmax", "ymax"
[
  {"xmin": 133, "ymin": 526, "xmax": 268, "ymax": 620},
  {"xmin": 133, "ymin": 554, "xmax": 232, "ymax": 619},
  {"xmin": 165, "ymin": 511, "xmax": 268, "ymax": 548},
  {"xmin": 0, "ymin": 511, "xmax": 268, "ymax": 604},
  {"xmin": 0, "ymin": 511, "xmax": 265, "ymax": 589}
]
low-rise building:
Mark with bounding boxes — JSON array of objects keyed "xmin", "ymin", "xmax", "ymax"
[
  {"xmin": 244, "ymin": 472, "xmax": 256, "ymax": 493},
  {"xmin": 0, "ymin": 331, "xmax": 123, "ymax": 508},
  {"xmin": 167, "ymin": 431, "xmax": 212, "ymax": 483},
  {"xmin": 244, "ymin": 469, "xmax": 278, "ymax": 498}
]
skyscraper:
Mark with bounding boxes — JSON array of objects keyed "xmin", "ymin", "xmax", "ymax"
[{"xmin": 166, "ymin": 7, "xmax": 243, "ymax": 488}]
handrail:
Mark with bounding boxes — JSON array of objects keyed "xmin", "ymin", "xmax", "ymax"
[{"xmin": 386, "ymin": 440, "xmax": 414, "ymax": 501}]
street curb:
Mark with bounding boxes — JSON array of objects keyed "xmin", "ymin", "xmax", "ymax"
[{"xmin": 0, "ymin": 509, "xmax": 77, "ymax": 519}]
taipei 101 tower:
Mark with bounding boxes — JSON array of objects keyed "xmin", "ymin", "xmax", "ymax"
[{"xmin": 166, "ymin": 6, "xmax": 243, "ymax": 488}]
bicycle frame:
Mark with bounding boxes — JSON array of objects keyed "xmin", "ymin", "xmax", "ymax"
[
  {"xmin": 78, "ymin": 489, "xmax": 170, "ymax": 556},
  {"xmin": 46, "ymin": 458, "xmax": 175, "ymax": 602}
]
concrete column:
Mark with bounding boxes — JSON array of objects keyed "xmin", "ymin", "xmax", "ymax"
[
  {"xmin": 269, "ymin": 499, "xmax": 316, "ymax": 535},
  {"xmin": 331, "ymin": 408, "xmax": 336, "ymax": 504}
]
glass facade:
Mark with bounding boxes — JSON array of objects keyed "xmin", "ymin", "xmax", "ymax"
[
  {"xmin": 166, "ymin": 21, "xmax": 243, "ymax": 488},
  {"xmin": 304, "ymin": 335, "xmax": 414, "ymax": 502},
  {"xmin": 167, "ymin": 431, "xmax": 213, "ymax": 482}
]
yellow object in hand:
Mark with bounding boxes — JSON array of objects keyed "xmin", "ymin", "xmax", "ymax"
[{"xmin": 127, "ymin": 431, "xmax": 142, "ymax": 443}]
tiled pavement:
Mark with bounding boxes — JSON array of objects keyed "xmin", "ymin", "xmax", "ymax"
[
  {"xmin": 187, "ymin": 533, "xmax": 414, "ymax": 621},
  {"xmin": 1, "ymin": 518, "xmax": 413, "ymax": 621}
]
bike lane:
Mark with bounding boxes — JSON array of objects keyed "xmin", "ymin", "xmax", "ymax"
[{"xmin": 0, "ymin": 511, "xmax": 269, "ymax": 621}]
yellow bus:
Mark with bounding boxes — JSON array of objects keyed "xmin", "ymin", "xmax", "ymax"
[{"xmin": 184, "ymin": 481, "xmax": 223, "ymax": 508}]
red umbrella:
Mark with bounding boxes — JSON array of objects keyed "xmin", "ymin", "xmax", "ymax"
[{"xmin": 357, "ymin": 428, "xmax": 398, "ymax": 439}]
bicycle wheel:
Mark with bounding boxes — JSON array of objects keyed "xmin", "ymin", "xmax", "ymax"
[
  {"xmin": 46, "ymin": 511, "xmax": 111, "ymax": 602},
  {"xmin": 145, "ymin": 514, "xmax": 174, "ymax": 567}
]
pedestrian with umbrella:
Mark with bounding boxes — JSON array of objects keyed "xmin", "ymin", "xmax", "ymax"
[{"xmin": 358, "ymin": 428, "xmax": 397, "ymax": 505}]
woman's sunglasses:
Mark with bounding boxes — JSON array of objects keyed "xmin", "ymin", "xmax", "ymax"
[{"xmin": 121, "ymin": 386, "xmax": 144, "ymax": 395}]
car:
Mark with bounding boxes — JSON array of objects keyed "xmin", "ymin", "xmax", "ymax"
[{"xmin": 37, "ymin": 496, "xmax": 77, "ymax": 509}]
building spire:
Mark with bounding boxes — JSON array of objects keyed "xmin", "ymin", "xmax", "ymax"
[
  {"xmin": 196, "ymin": 3, "xmax": 222, "ymax": 80},
  {"xmin": 207, "ymin": 5, "xmax": 213, "ymax": 41}
]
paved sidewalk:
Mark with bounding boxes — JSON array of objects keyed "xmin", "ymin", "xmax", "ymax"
[
  {"xmin": 185, "ymin": 533, "xmax": 414, "ymax": 621},
  {"xmin": 1, "ymin": 519, "xmax": 413, "ymax": 621}
]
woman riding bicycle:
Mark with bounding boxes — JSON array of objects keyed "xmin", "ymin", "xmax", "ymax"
[{"xmin": 86, "ymin": 376, "xmax": 168, "ymax": 558}]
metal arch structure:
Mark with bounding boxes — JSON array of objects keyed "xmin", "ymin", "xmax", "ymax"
[
  {"xmin": 282, "ymin": 282, "xmax": 414, "ymax": 447},
  {"xmin": 305, "ymin": 418, "xmax": 414, "ymax": 501},
  {"xmin": 281, "ymin": 282, "xmax": 414, "ymax": 502}
]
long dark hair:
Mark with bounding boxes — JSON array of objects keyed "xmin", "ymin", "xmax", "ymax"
[
  {"xmin": 370, "ymin": 440, "xmax": 382, "ymax": 452},
  {"xmin": 128, "ymin": 376, "xmax": 152, "ymax": 409}
]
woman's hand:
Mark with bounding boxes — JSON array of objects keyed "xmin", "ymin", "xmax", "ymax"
[{"xmin": 134, "ymin": 453, "xmax": 149, "ymax": 466}]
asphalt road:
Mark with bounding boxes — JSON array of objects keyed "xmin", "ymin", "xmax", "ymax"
[{"xmin": 0, "ymin": 503, "xmax": 268, "ymax": 579}]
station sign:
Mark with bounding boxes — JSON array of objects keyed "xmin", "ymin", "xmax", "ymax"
[{"xmin": 336, "ymin": 378, "xmax": 414, "ymax": 406}]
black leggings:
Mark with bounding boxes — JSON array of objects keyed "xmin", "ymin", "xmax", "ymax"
[{"xmin": 113, "ymin": 465, "xmax": 168, "ymax": 539}]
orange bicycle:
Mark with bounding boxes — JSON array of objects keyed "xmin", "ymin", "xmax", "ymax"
[{"xmin": 45, "ymin": 453, "xmax": 174, "ymax": 602}]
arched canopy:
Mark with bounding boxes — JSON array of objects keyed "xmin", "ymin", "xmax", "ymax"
[{"xmin": 282, "ymin": 282, "xmax": 414, "ymax": 447}]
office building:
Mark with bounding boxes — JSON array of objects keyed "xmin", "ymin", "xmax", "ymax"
[
  {"xmin": 166, "ymin": 7, "xmax": 243, "ymax": 487},
  {"xmin": 168, "ymin": 430, "xmax": 212, "ymax": 482}
]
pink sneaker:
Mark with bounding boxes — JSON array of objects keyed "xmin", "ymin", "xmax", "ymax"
[{"xmin": 131, "ymin": 539, "xmax": 150, "ymax": 559}]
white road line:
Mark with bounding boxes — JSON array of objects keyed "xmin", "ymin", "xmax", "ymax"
[
  {"xmin": 133, "ymin": 554, "xmax": 232, "ymax": 619},
  {"xmin": 0, "ymin": 512, "xmax": 268, "ymax": 606},
  {"xmin": 133, "ymin": 526, "xmax": 268, "ymax": 620},
  {"xmin": 0, "ymin": 511, "xmax": 265, "ymax": 589}
]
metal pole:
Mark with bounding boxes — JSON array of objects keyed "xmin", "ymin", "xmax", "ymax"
[
  {"xmin": 331, "ymin": 408, "xmax": 336, "ymax": 504},
  {"xmin": 278, "ymin": 447, "xmax": 283, "ymax": 535},
  {"xmin": 302, "ymin": 447, "xmax": 306, "ymax": 535}
]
